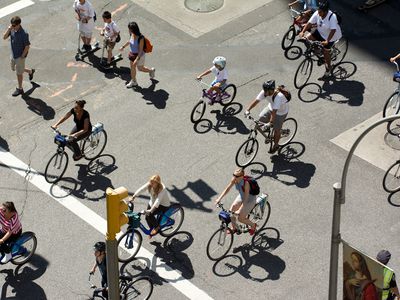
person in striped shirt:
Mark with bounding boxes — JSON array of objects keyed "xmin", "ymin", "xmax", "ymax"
[{"xmin": 0, "ymin": 202, "xmax": 22, "ymax": 263}]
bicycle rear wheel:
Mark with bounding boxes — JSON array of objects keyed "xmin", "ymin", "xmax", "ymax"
[
  {"xmin": 44, "ymin": 151, "xmax": 69, "ymax": 183},
  {"xmin": 235, "ymin": 138, "xmax": 259, "ymax": 167},
  {"xmin": 117, "ymin": 230, "xmax": 142, "ymax": 263},
  {"xmin": 206, "ymin": 225, "xmax": 233, "ymax": 261},
  {"xmin": 294, "ymin": 58, "xmax": 313, "ymax": 89},
  {"xmin": 82, "ymin": 130, "xmax": 108, "ymax": 160},
  {"xmin": 10, "ymin": 232, "xmax": 37, "ymax": 265},
  {"xmin": 248, "ymin": 201, "xmax": 271, "ymax": 232},
  {"xmin": 281, "ymin": 26, "xmax": 296, "ymax": 50},
  {"xmin": 332, "ymin": 37, "xmax": 348, "ymax": 64},
  {"xmin": 220, "ymin": 84, "xmax": 237, "ymax": 106},
  {"xmin": 383, "ymin": 92, "xmax": 400, "ymax": 118},
  {"xmin": 122, "ymin": 277, "xmax": 153, "ymax": 300},
  {"xmin": 190, "ymin": 100, "xmax": 206, "ymax": 123},
  {"xmin": 383, "ymin": 161, "xmax": 400, "ymax": 193},
  {"xmin": 277, "ymin": 118, "xmax": 297, "ymax": 146},
  {"xmin": 159, "ymin": 204, "xmax": 184, "ymax": 237}
]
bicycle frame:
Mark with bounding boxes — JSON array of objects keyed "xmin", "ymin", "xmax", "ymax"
[
  {"xmin": 197, "ymin": 79, "xmax": 231, "ymax": 103},
  {"xmin": 246, "ymin": 115, "xmax": 273, "ymax": 143}
]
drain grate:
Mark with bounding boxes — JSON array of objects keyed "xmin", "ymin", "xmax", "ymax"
[{"xmin": 184, "ymin": 0, "xmax": 224, "ymax": 13}]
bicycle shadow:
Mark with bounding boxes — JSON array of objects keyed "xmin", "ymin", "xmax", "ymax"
[
  {"xmin": 388, "ymin": 191, "xmax": 400, "ymax": 207},
  {"xmin": 212, "ymin": 227, "xmax": 285, "ymax": 281},
  {"xmin": 0, "ymin": 254, "xmax": 48, "ymax": 300},
  {"xmin": 21, "ymin": 82, "xmax": 55, "ymax": 120},
  {"xmin": 193, "ymin": 103, "xmax": 250, "ymax": 135},
  {"xmin": 243, "ymin": 162, "xmax": 268, "ymax": 180},
  {"xmin": 132, "ymin": 80, "xmax": 169, "ymax": 110}
]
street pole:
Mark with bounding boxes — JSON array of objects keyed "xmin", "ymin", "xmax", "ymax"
[
  {"xmin": 328, "ymin": 115, "xmax": 400, "ymax": 299},
  {"xmin": 106, "ymin": 238, "xmax": 119, "ymax": 300}
]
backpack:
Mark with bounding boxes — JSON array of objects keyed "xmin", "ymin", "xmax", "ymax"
[
  {"xmin": 243, "ymin": 176, "xmax": 260, "ymax": 196},
  {"xmin": 273, "ymin": 85, "xmax": 292, "ymax": 102},
  {"xmin": 328, "ymin": 11, "xmax": 342, "ymax": 26},
  {"xmin": 139, "ymin": 35, "xmax": 153, "ymax": 53}
]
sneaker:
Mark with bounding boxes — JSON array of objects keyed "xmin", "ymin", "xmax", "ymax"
[
  {"xmin": 84, "ymin": 44, "xmax": 91, "ymax": 52},
  {"xmin": 323, "ymin": 68, "xmax": 332, "ymax": 78},
  {"xmin": 1, "ymin": 252, "xmax": 12, "ymax": 264},
  {"xmin": 150, "ymin": 226, "xmax": 160, "ymax": 236},
  {"xmin": 149, "ymin": 68, "xmax": 156, "ymax": 79},
  {"xmin": 126, "ymin": 80, "xmax": 138, "ymax": 88},
  {"xmin": 248, "ymin": 224, "xmax": 257, "ymax": 236},
  {"xmin": 12, "ymin": 88, "xmax": 24, "ymax": 97},
  {"xmin": 29, "ymin": 69, "xmax": 35, "ymax": 81}
]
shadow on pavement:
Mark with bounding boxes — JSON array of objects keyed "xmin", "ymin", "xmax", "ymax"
[
  {"xmin": 244, "ymin": 162, "xmax": 268, "ymax": 180},
  {"xmin": 388, "ymin": 191, "xmax": 400, "ymax": 207},
  {"xmin": 22, "ymin": 82, "xmax": 55, "ymax": 120},
  {"xmin": 0, "ymin": 136, "xmax": 9, "ymax": 152}
]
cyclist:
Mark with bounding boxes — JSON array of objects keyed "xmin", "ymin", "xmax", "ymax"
[
  {"xmin": 89, "ymin": 241, "xmax": 108, "ymax": 299},
  {"xmin": 390, "ymin": 53, "xmax": 400, "ymax": 63},
  {"xmin": 299, "ymin": 1, "xmax": 342, "ymax": 78},
  {"xmin": 0, "ymin": 202, "xmax": 22, "ymax": 264},
  {"xmin": 129, "ymin": 174, "xmax": 171, "ymax": 237},
  {"xmin": 51, "ymin": 100, "xmax": 92, "ymax": 161},
  {"xmin": 245, "ymin": 80, "xmax": 289, "ymax": 154},
  {"xmin": 288, "ymin": 0, "xmax": 318, "ymax": 25},
  {"xmin": 376, "ymin": 250, "xmax": 400, "ymax": 300},
  {"xmin": 215, "ymin": 168, "xmax": 257, "ymax": 235},
  {"xmin": 196, "ymin": 56, "xmax": 228, "ymax": 104}
]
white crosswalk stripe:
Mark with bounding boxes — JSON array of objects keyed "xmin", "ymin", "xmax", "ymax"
[{"xmin": 0, "ymin": 0, "xmax": 34, "ymax": 19}]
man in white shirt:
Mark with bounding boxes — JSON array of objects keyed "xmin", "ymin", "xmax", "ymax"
[
  {"xmin": 299, "ymin": 1, "xmax": 342, "ymax": 77},
  {"xmin": 73, "ymin": 0, "xmax": 95, "ymax": 52},
  {"xmin": 245, "ymin": 80, "xmax": 290, "ymax": 154}
]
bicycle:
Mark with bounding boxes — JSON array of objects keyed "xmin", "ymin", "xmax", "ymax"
[
  {"xmin": 383, "ymin": 61, "xmax": 400, "ymax": 135},
  {"xmin": 190, "ymin": 79, "xmax": 237, "ymax": 123},
  {"xmin": 88, "ymin": 273, "xmax": 153, "ymax": 300},
  {"xmin": 44, "ymin": 123, "xmax": 107, "ymax": 183},
  {"xmin": 206, "ymin": 197, "xmax": 271, "ymax": 261},
  {"xmin": 0, "ymin": 231, "xmax": 37, "ymax": 266},
  {"xmin": 117, "ymin": 203, "xmax": 184, "ymax": 263},
  {"xmin": 382, "ymin": 155, "xmax": 400, "ymax": 193},
  {"xmin": 281, "ymin": 7, "xmax": 309, "ymax": 50},
  {"xmin": 293, "ymin": 37, "xmax": 348, "ymax": 89},
  {"xmin": 235, "ymin": 114, "xmax": 298, "ymax": 167}
]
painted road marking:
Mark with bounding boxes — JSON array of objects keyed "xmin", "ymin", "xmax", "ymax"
[
  {"xmin": 0, "ymin": 0, "xmax": 34, "ymax": 19},
  {"xmin": 0, "ymin": 149, "xmax": 213, "ymax": 300}
]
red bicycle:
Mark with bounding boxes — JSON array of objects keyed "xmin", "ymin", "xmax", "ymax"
[{"xmin": 281, "ymin": 7, "xmax": 309, "ymax": 50}]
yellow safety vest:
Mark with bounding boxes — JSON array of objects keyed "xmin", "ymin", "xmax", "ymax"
[{"xmin": 382, "ymin": 268, "xmax": 394, "ymax": 300}]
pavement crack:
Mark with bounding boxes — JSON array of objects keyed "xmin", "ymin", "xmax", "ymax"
[{"xmin": 237, "ymin": 72, "xmax": 269, "ymax": 88}]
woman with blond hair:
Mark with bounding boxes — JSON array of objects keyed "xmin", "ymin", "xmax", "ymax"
[{"xmin": 130, "ymin": 175, "xmax": 170, "ymax": 236}]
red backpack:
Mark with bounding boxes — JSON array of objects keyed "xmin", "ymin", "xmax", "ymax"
[
  {"xmin": 139, "ymin": 35, "xmax": 153, "ymax": 53},
  {"xmin": 243, "ymin": 176, "xmax": 260, "ymax": 195}
]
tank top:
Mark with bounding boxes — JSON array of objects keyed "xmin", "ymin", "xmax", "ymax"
[{"xmin": 129, "ymin": 36, "xmax": 139, "ymax": 54}]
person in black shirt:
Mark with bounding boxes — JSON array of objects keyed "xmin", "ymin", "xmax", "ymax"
[
  {"xmin": 90, "ymin": 241, "xmax": 108, "ymax": 298},
  {"xmin": 52, "ymin": 100, "xmax": 92, "ymax": 160}
]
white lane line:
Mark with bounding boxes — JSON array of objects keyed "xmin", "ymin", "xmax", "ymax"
[
  {"xmin": 0, "ymin": 0, "xmax": 34, "ymax": 19},
  {"xmin": 0, "ymin": 149, "xmax": 213, "ymax": 300}
]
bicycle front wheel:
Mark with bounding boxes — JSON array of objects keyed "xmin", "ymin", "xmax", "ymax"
[
  {"xmin": 294, "ymin": 58, "xmax": 313, "ymax": 89},
  {"xmin": 11, "ymin": 232, "xmax": 37, "ymax": 265},
  {"xmin": 235, "ymin": 138, "xmax": 259, "ymax": 167},
  {"xmin": 159, "ymin": 204, "xmax": 184, "ymax": 237},
  {"xmin": 206, "ymin": 225, "xmax": 233, "ymax": 261},
  {"xmin": 44, "ymin": 151, "xmax": 69, "ymax": 183},
  {"xmin": 82, "ymin": 130, "xmax": 108, "ymax": 160},
  {"xmin": 190, "ymin": 100, "xmax": 206, "ymax": 123},
  {"xmin": 248, "ymin": 201, "xmax": 271, "ymax": 232},
  {"xmin": 383, "ymin": 92, "xmax": 400, "ymax": 118},
  {"xmin": 278, "ymin": 118, "xmax": 298, "ymax": 146},
  {"xmin": 122, "ymin": 277, "xmax": 153, "ymax": 300},
  {"xmin": 117, "ymin": 230, "xmax": 142, "ymax": 263},
  {"xmin": 281, "ymin": 26, "xmax": 296, "ymax": 50},
  {"xmin": 220, "ymin": 84, "xmax": 237, "ymax": 106},
  {"xmin": 383, "ymin": 161, "xmax": 400, "ymax": 193}
]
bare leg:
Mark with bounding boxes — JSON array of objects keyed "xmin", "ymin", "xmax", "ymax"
[
  {"xmin": 324, "ymin": 48, "xmax": 332, "ymax": 70},
  {"xmin": 273, "ymin": 130, "xmax": 281, "ymax": 148},
  {"xmin": 238, "ymin": 212, "xmax": 255, "ymax": 228},
  {"xmin": 229, "ymin": 202, "xmax": 242, "ymax": 231},
  {"xmin": 107, "ymin": 49, "xmax": 112, "ymax": 63},
  {"xmin": 130, "ymin": 61, "xmax": 137, "ymax": 82},
  {"xmin": 137, "ymin": 65, "xmax": 151, "ymax": 73}
]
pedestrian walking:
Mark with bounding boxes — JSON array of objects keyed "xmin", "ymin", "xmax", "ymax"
[{"xmin": 2, "ymin": 16, "xmax": 35, "ymax": 97}]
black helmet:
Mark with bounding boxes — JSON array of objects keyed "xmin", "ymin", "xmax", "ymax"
[
  {"xmin": 263, "ymin": 80, "xmax": 275, "ymax": 91},
  {"xmin": 318, "ymin": 1, "xmax": 329, "ymax": 11},
  {"xmin": 94, "ymin": 241, "xmax": 106, "ymax": 252},
  {"xmin": 376, "ymin": 250, "xmax": 391, "ymax": 264}
]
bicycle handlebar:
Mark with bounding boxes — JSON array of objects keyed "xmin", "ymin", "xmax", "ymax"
[
  {"xmin": 195, "ymin": 78, "xmax": 211, "ymax": 88},
  {"xmin": 217, "ymin": 202, "xmax": 238, "ymax": 215},
  {"xmin": 50, "ymin": 126, "xmax": 61, "ymax": 135},
  {"xmin": 393, "ymin": 61, "xmax": 399, "ymax": 72}
]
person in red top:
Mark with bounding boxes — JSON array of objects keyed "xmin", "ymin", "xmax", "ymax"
[{"xmin": 0, "ymin": 201, "xmax": 22, "ymax": 263}]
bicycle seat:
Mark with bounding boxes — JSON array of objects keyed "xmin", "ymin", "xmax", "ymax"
[{"xmin": 119, "ymin": 274, "xmax": 132, "ymax": 281}]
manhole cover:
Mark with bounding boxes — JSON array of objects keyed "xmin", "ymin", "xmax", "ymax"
[{"xmin": 185, "ymin": 0, "xmax": 224, "ymax": 13}]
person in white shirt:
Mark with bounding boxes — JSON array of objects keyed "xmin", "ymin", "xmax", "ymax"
[
  {"xmin": 299, "ymin": 1, "xmax": 342, "ymax": 77},
  {"xmin": 245, "ymin": 80, "xmax": 290, "ymax": 154},
  {"xmin": 100, "ymin": 11, "xmax": 120, "ymax": 65},
  {"xmin": 129, "ymin": 175, "xmax": 171, "ymax": 236},
  {"xmin": 73, "ymin": 0, "xmax": 95, "ymax": 52}
]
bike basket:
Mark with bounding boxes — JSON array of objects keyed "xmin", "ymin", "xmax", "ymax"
[
  {"xmin": 126, "ymin": 211, "xmax": 140, "ymax": 228},
  {"xmin": 54, "ymin": 134, "xmax": 67, "ymax": 146},
  {"xmin": 92, "ymin": 122, "xmax": 104, "ymax": 134},
  {"xmin": 218, "ymin": 211, "xmax": 231, "ymax": 224},
  {"xmin": 393, "ymin": 71, "xmax": 400, "ymax": 83}
]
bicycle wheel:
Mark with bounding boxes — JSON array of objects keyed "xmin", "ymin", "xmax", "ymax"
[
  {"xmin": 277, "ymin": 118, "xmax": 297, "ymax": 146},
  {"xmin": 117, "ymin": 230, "xmax": 142, "ymax": 263},
  {"xmin": 235, "ymin": 138, "xmax": 259, "ymax": 167},
  {"xmin": 387, "ymin": 118, "xmax": 400, "ymax": 136},
  {"xmin": 11, "ymin": 232, "xmax": 37, "ymax": 265},
  {"xmin": 82, "ymin": 130, "xmax": 108, "ymax": 160},
  {"xmin": 332, "ymin": 37, "xmax": 348, "ymax": 64},
  {"xmin": 294, "ymin": 58, "xmax": 313, "ymax": 89},
  {"xmin": 248, "ymin": 201, "xmax": 271, "ymax": 232},
  {"xmin": 123, "ymin": 277, "xmax": 153, "ymax": 300},
  {"xmin": 159, "ymin": 204, "xmax": 184, "ymax": 237},
  {"xmin": 190, "ymin": 100, "xmax": 206, "ymax": 123},
  {"xmin": 206, "ymin": 225, "xmax": 233, "ymax": 261},
  {"xmin": 383, "ymin": 92, "xmax": 400, "ymax": 118},
  {"xmin": 220, "ymin": 84, "xmax": 237, "ymax": 106},
  {"xmin": 44, "ymin": 151, "xmax": 69, "ymax": 183},
  {"xmin": 281, "ymin": 26, "xmax": 296, "ymax": 50},
  {"xmin": 383, "ymin": 161, "xmax": 400, "ymax": 193}
]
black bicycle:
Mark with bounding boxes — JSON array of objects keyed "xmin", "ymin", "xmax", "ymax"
[{"xmin": 235, "ymin": 114, "xmax": 297, "ymax": 167}]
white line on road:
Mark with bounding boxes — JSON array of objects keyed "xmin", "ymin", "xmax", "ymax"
[
  {"xmin": 0, "ymin": 0, "xmax": 34, "ymax": 19},
  {"xmin": 0, "ymin": 148, "xmax": 213, "ymax": 300}
]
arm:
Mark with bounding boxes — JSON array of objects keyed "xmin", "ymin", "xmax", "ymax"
[
  {"xmin": 52, "ymin": 111, "xmax": 72, "ymax": 128},
  {"xmin": 245, "ymin": 99, "xmax": 260, "ymax": 113},
  {"xmin": 71, "ymin": 118, "xmax": 90, "ymax": 138},
  {"xmin": 21, "ymin": 45, "xmax": 30, "ymax": 58},
  {"xmin": 323, "ymin": 29, "xmax": 336, "ymax": 45},
  {"xmin": 0, "ymin": 230, "xmax": 12, "ymax": 243},
  {"xmin": 136, "ymin": 37, "xmax": 145, "ymax": 62},
  {"xmin": 288, "ymin": 0, "xmax": 299, "ymax": 7},
  {"xmin": 130, "ymin": 182, "xmax": 149, "ymax": 202},
  {"xmin": 215, "ymin": 179, "xmax": 235, "ymax": 204},
  {"xmin": 90, "ymin": 261, "xmax": 97, "ymax": 274},
  {"xmin": 3, "ymin": 25, "xmax": 12, "ymax": 40},
  {"xmin": 197, "ymin": 69, "xmax": 212, "ymax": 80},
  {"xmin": 390, "ymin": 53, "xmax": 400, "ymax": 62},
  {"xmin": 119, "ymin": 40, "xmax": 130, "ymax": 51},
  {"xmin": 299, "ymin": 22, "xmax": 312, "ymax": 36},
  {"xmin": 269, "ymin": 109, "xmax": 277, "ymax": 123}
]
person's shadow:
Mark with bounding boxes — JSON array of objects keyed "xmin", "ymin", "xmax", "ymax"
[
  {"xmin": 21, "ymin": 82, "xmax": 55, "ymax": 120},
  {"xmin": 134, "ymin": 80, "xmax": 169, "ymax": 109}
]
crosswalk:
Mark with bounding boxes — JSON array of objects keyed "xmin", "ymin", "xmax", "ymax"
[{"xmin": 0, "ymin": 0, "xmax": 34, "ymax": 19}]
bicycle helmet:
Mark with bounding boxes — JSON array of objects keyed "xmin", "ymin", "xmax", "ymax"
[
  {"xmin": 376, "ymin": 250, "xmax": 391, "ymax": 264},
  {"xmin": 213, "ymin": 56, "xmax": 226, "ymax": 69},
  {"xmin": 262, "ymin": 80, "xmax": 276, "ymax": 91},
  {"xmin": 318, "ymin": 1, "xmax": 329, "ymax": 11},
  {"xmin": 94, "ymin": 241, "xmax": 106, "ymax": 252}
]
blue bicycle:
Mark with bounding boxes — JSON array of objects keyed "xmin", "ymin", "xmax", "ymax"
[
  {"xmin": 0, "ymin": 231, "xmax": 37, "ymax": 265},
  {"xmin": 117, "ymin": 203, "xmax": 184, "ymax": 263}
]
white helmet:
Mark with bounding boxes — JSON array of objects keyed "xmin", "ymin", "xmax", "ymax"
[{"xmin": 213, "ymin": 56, "xmax": 226, "ymax": 69}]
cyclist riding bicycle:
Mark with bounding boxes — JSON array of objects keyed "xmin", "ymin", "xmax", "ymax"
[
  {"xmin": 196, "ymin": 56, "xmax": 228, "ymax": 104},
  {"xmin": 51, "ymin": 100, "xmax": 92, "ymax": 161},
  {"xmin": 245, "ymin": 80, "xmax": 290, "ymax": 154},
  {"xmin": 215, "ymin": 168, "xmax": 257, "ymax": 235},
  {"xmin": 288, "ymin": 0, "xmax": 318, "ymax": 25},
  {"xmin": 89, "ymin": 241, "xmax": 108, "ymax": 299},
  {"xmin": 299, "ymin": 1, "xmax": 342, "ymax": 78},
  {"xmin": 0, "ymin": 202, "xmax": 22, "ymax": 264},
  {"xmin": 129, "ymin": 174, "xmax": 171, "ymax": 237}
]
